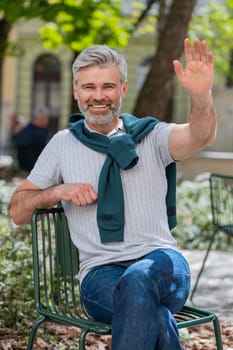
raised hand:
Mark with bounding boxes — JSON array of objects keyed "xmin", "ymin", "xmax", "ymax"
[{"xmin": 173, "ymin": 38, "xmax": 214, "ymax": 98}]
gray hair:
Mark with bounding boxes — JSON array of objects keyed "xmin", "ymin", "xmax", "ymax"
[{"xmin": 72, "ymin": 45, "xmax": 128, "ymax": 84}]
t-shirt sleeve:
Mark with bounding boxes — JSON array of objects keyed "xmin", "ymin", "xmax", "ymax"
[
  {"xmin": 27, "ymin": 131, "xmax": 64, "ymax": 189},
  {"xmin": 152, "ymin": 122, "xmax": 176, "ymax": 167}
]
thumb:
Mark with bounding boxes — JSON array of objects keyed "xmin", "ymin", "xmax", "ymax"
[{"xmin": 173, "ymin": 60, "xmax": 184, "ymax": 79}]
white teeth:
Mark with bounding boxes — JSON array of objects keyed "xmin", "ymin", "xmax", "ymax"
[{"xmin": 92, "ymin": 105, "xmax": 106, "ymax": 108}]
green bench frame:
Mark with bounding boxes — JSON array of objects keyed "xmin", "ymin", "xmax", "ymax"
[{"xmin": 27, "ymin": 207, "xmax": 223, "ymax": 350}]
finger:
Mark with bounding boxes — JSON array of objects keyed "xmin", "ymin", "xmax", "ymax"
[
  {"xmin": 82, "ymin": 183, "xmax": 98, "ymax": 201},
  {"xmin": 72, "ymin": 195, "xmax": 82, "ymax": 206},
  {"xmin": 200, "ymin": 40, "xmax": 208, "ymax": 62},
  {"xmin": 77, "ymin": 185, "xmax": 98, "ymax": 205},
  {"xmin": 208, "ymin": 51, "xmax": 214, "ymax": 65},
  {"xmin": 76, "ymin": 193, "xmax": 86, "ymax": 206},
  {"xmin": 70, "ymin": 189, "xmax": 85, "ymax": 206},
  {"xmin": 173, "ymin": 60, "xmax": 184, "ymax": 79},
  {"xmin": 200, "ymin": 41, "xmax": 214, "ymax": 66},
  {"xmin": 88, "ymin": 187, "xmax": 98, "ymax": 201},
  {"xmin": 184, "ymin": 38, "xmax": 193, "ymax": 63},
  {"xmin": 193, "ymin": 39, "xmax": 201, "ymax": 61},
  {"xmin": 82, "ymin": 190, "xmax": 97, "ymax": 205}
]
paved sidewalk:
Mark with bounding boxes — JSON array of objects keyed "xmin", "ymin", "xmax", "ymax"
[{"xmin": 182, "ymin": 250, "xmax": 233, "ymax": 324}]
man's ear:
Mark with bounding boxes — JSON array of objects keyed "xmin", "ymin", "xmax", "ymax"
[
  {"xmin": 122, "ymin": 80, "xmax": 128, "ymax": 98},
  {"xmin": 73, "ymin": 83, "xmax": 78, "ymax": 100}
]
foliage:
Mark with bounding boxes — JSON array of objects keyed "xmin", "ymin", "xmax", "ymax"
[
  {"xmin": 132, "ymin": 0, "xmax": 197, "ymax": 119},
  {"xmin": 39, "ymin": 0, "xmax": 133, "ymax": 51},
  {"xmin": 0, "ymin": 180, "xmax": 36, "ymax": 329},
  {"xmin": 0, "ymin": 0, "xmax": 58, "ymax": 21},
  {"xmin": 0, "ymin": 179, "xmax": 15, "ymax": 216},
  {"xmin": 130, "ymin": 0, "xmax": 233, "ymax": 82},
  {"xmin": 189, "ymin": 0, "xmax": 233, "ymax": 79},
  {"xmin": 173, "ymin": 173, "xmax": 233, "ymax": 250},
  {"xmin": 0, "ymin": 0, "xmax": 133, "ymax": 57},
  {"xmin": 0, "ymin": 223, "xmax": 36, "ymax": 329}
]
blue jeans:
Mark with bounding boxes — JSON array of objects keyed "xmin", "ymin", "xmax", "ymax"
[{"xmin": 80, "ymin": 248, "xmax": 190, "ymax": 350}]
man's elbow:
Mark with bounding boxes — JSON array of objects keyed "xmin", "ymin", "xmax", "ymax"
[
  {"xmin": 10, "ymin": 207, "xmax": 31, "ymax": 226},
  {"xmin": 205, "ymin": 126, "xmax": 217, "ymax": 147}
]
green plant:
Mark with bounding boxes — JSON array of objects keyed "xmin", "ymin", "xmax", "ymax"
[
  {"xmin": 173, "ymin": 173, "xmax": 233, "ymax": 250},
  {"xmin": 0, "ymin": 222, "xmax": 37, "ymax": 328},
  {"xmin": 0, "ymin": 180, "xmax": 37, "ymax": 329},
  {"xmin": 0, "ymin": 179, "xmax": 16, "ymax": 217}
]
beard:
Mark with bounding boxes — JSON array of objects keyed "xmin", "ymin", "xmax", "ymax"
[{"xmin": 77, "ymin": 98, "xmax": 122, "ymax": 125}]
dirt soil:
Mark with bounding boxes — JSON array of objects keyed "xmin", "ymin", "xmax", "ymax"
[{"xmin": 0, "ymin": 321, "xmax": 233, "ymax": 350}]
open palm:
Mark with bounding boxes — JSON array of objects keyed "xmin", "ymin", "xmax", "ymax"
[{"xmin": 173, "ymin": 39, "xmax": 214, "ymax": 97}]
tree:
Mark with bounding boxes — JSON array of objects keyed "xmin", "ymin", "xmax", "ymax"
[
  {"xmin": 0, "ymin": 1, "xmax": 55, "ymax": 111},
  {"xmin": 133, "ymin": 0, "xmax": 197, "ymax": 120},
  {"xmin": 189, "ymin": 0, "xmax": 233, "ymax": 84},
  {"xmin": 39, "ymin": 0, "xmax": 132, "ymax": 52},
  {"xmin": 132, "ymin": 0, "xmax": 233, "ymax": 120},
  {"xmin": 0, "ymin": 0, "xmax": 133, "ymax": 114},
  {"xmin": 37, "ymin": 0, "xmax": 133, "ymax": 112},
  {"xmin": 0, "ymin": 17, "xmax": 11, "ymax": 111}
]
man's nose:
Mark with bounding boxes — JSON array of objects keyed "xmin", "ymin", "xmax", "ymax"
[{"xmin": 93, "ymin": 88, "xmax": 105, "ymax": 100}]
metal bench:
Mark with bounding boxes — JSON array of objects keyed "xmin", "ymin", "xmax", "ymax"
[{"xmin": 27, "ymin": 206, "xmax": 223, "ymax": 350}]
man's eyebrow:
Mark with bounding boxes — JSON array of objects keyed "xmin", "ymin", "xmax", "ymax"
[
  {"xmin": 104, "ymin": 82, "xmax": 118, "ymax": 86},
  {"xmin": 81, "ymin": 82, "xmax": 118, "ymax": 87},
  {"xmin": 81, "ymin": 83, "xmax": 95, "ymax": 87}
]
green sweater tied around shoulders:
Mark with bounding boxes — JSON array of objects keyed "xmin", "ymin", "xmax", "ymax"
[{"xmin": 69, "ymin": 113, "xmax": 177, "ymax": 243}]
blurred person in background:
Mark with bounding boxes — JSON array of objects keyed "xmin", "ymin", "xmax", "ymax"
[
  {"xmin": 9, "ymin": 113, "xmax": 26, "ymax": 155},
  {"xmin": 13, "ymin": 107, "xmax": 49, "ymax": 172}
]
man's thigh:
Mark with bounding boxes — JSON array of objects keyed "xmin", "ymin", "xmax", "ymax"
[
  {"xmin": 80, "ymin": 248, "xmax": 190, "ymax": 322},
  {"xmin": 122, "ymin": 248, "xmax": 190, "ymax": 313},
  {"xmin": 80, "ymin": 264, "xmax": 126, "ymax": 323}
]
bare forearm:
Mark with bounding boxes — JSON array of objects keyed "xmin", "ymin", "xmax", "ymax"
[
  {"xmin": 169, "ymin": 91, "xmax": 217, "ymax": 161},
  {"xmin": 189, "ymin": 90, "xmax": 217, "ymax": 146},
  {"xmin": 10, "ymin": 181, "xmax": 98, "ymax": 225},
  {"xmin": 10, "ymin": 186, "xmax": 61, "ymax": 225}
]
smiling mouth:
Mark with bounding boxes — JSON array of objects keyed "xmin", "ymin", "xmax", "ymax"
[
  {"xmin": 88, "ymin": 103, "xmax": 111, "ymax": 110},
  {"xmin": 91, "ymin": 105, "xmax": 107, "ymax": 108}
]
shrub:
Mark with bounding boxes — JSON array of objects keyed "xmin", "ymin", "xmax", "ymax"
[
  {"xmin": 173, "ymin": 173, "xmax": 233, "ymax": 251},
  {"xmin": 0, "ymin": 180, "xmax": 36, "ymax": 328},
  {"xmin": 0, "ymin": 223, "xmax": 37, "ymax": 328}
]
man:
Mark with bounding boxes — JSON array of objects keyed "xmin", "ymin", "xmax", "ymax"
[
  {"xmin": 13, "ymin": 106, "xmax": 49, "ymax": 172},
  {"xmin": 10, "ymin": 38, "xmax": 217, "ymax": 349}
]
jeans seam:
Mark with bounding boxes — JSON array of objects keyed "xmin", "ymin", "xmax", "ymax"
[{"xmin": 82, "ymin": 295, "xmax": 113, "ymax": 319}]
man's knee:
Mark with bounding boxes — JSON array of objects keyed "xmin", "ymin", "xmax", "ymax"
[{"xmin": 113, "ymin": 262, "xmax": 160, "ymax": 303}]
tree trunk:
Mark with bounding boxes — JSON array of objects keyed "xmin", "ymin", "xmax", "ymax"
[
  {"xmin": 133, "ymin": 0, "xmax": 197, "ymax": 121},
  {"xmin": 0, "ymin": 18, "xmax": 12, "ymax": 114}
]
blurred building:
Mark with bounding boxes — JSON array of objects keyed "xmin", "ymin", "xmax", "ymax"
[{"xmin": 1, "ymin": 18, "xmax": 72, "ymax": 155}]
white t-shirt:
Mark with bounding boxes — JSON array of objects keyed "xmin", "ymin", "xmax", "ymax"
[{"xmin": 28, "ymin": 120, "xmax": 177, "ymax": 283}]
